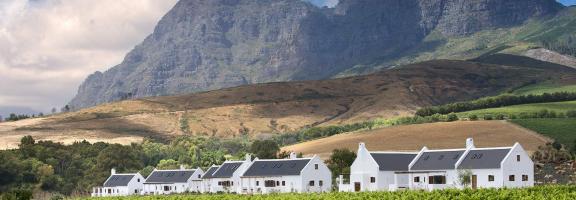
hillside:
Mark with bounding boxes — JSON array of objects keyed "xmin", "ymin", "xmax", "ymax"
[
  {"xmin": 281, "ymin": 120, "xmax": 551, "ymax": 159},
  {"xmin": 2, "ymin": 59, "xmax": 572, "ymax": 149},
  {"xmin": 69, "ymin": 0, "xmax": 564, "ymax": 109}
]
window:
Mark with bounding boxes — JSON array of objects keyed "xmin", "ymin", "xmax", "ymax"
[
  {"xmin": 315, "ymin": 164, "xmax": 318, "ymax": 170},
  {"xmin": 135, "ymin": 189, "xmax": 138, "ymax": 194},
  {"xmin": 522, "ymin": 175, "xmax": 528, "ymax": 181},
  {"xmin": 370, "ymin": 177, "xmax": 376, "ymax": 183},
  {"xmin": 488, "ymin": 175, "xmax": 494, "ymax": 182},
  {"xmin": 319, "ymin": 180, "xmax": 323, "ymax": 186},
  {"xmin": 517, "ymin": 155, "xmax": 521, "ymax": 162},
  {"xmin": 265, "ymin": 180, "xmax": 276, "ymax": 187},
  {"xmin": 282, "ymin": 181, "xmax": 286, "ymax": 186},
  {"xmin": 164, "ymin": 186, "xmax": 170, "ymax": 191},
  {"xmin": 309, "ymin": 180, "xmax": 315, "ymax": 186},
  {"xmin": 509, "ymin": 175, "xmax": 515, "ymax": 181},
  {"xmin": 414, "ymin": 177, "xmax": 420, "ymax": 183},
  {"xmin": 428, "ymin": 176, "xmax": 446, "ymax": 184},
  {"xmin": 256, "ymin": 181, "xmax": 259, "ymax": 186},
  {"xmin": 137, "ymin": 178, "xmax": 140, "ymax": 182},
  {"xmin": 276, "ymin": 181, "xmax": 280, "ymax": 186},
  {"xmin": 198, "ymin": 174, "xmax": 201, "ymax": 178}
]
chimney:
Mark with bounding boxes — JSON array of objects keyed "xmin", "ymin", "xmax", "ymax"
[
  {"xmin": 245, "ymin": 153, "xmax": 252, "ymax": 162},
  {"xmin": 289, "ymin": 152, "xmax": 297, "ymax": 159},
  {"xmin": 359, "ymin": 142, "xmax": 366, "ymax": 151},
  {"xmin": 466, "ymin": 138, "xmax": 475, "ymax": 149},
  {"xmin": 111, "ymin": 168, "xmax": 116, "ymax": 175},
  {"xmin": 180, "ymin": 165, "xmax": 185, "ymax": 170}
]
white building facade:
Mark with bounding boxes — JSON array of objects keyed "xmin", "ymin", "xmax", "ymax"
[
  {"xmin": 210, "ymin": 154, "xmax": 253, "ymax": 193},
  {"xmin": 91, "ymin": 169, "xmax": 145, "ymax": 197},
  {"xmin": 142, "ymin": 166, "xmax": 204, "ymax": 195},
  {"xmin": 340, "ymin": 138, "xmax": 534, "ymax": 192},
  {"xmin": 240, "ymin": 153, "xmax": 332, "ymax": 194},
  {"xmin": 339, "ymin": 143, "xmax": 417, "ymax": 192},
  {"xmin": 200, "ymin": 165, "xmax": 220, "ymax": 193}
]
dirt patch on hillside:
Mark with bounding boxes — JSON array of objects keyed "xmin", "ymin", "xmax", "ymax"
[{"xmin": 282, "ymin": 121, "xmax": 551, "ymax": 159}]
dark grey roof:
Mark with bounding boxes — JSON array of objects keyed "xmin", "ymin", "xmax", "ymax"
[
  {"xmin": 458, "ymin": 148, "xmax": 511, "ymax": 169},
  {"xmin": 144, "ymin": 170, "xmax": 195, "ymax": 183},
  {"xmin": 370, "ymin": 153, "xmax": 417, "ymax": 171},
  {"xmin": 242, "ymin": 159, "xmax": 311, "ymax": 177},
  {"xmin": 104, "ymin": 174, "xmax": 135, "ymax": 187},
  {"xmin": 201, "ymin": 166, "xmax": 220, "ymax": 179},
  {"xmin": 212, "ymin": 162, "xmax": 243, "ymax": 178},
  {"xmin": 411, "ymin": 150, "xmax": 465, "ymax": 171}
]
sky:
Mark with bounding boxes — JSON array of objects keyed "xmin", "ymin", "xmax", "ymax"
[{"xmin": 0, "ymin": 0, "xmax": 573, "ymax": 117}]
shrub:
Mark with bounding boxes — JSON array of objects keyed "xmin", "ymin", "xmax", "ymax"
[
  {"xmin": 468, "ymin": 114, "xmax": 478, "ymax": 121},
  {"xmin": 447, "ymin": 113, "xmax": 459, "ymax": 122},
  {"xmin": 483, "ymin": 114, "xmax": 493, "ymax": 120},
  {"xmin": 495, "ymin": 114, "xmax": 505, "ymax": 120}
]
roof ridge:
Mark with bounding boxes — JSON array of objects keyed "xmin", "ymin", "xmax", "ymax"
[
  {"xmin": 370, "ymin": 151, "xmax": 418, "ymax": 154},
  {"xmin": 423, "ymin": 148, "xmax": 466, "ymax": 152},
  {"xmin": 255, "ymin": 158, "xmax": 312, "ymax": 161}
]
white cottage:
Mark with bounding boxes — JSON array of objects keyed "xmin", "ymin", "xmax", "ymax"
[
  {"xmin": 240, "ymin": 153, "xmax": 332, "ymax": 194},
  {"xmin": 200, "ymin": 165, "xmax": 220, "ymax": 193},
  {"xmin": 210, "ymin": 154, "xmax": 253, "ymax": 193},
  {"xmin": 340, "ymin": 138, "xmax": 534, "ymax": 192},
  {"xmin": 91, "ymin": 169, "xmax": 145, "ymax": 197},
  {"xmin": 339, "ymin": 143, "xmax": 418, "ymax": 192},
  {"xmin": 142, "ymin": 166, "xmax": 204, "ymax": 195},
  {"xmin": 406, "ymin": 138, "xmax": 534, "ymax": 190}
]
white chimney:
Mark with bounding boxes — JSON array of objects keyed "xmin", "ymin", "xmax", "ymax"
[
  {"xmin": 111, "ymin": 168, "xmax": 116, "ymax": 175},
  {"xmin": 359, "ymin": 142, "xmax": 366, "ymax": 151},
  {"xmin": 466, "ymin": 138, "xmax": 475, "ymax": 149},
  {"xmin": 289, "ymin": 152, "xmax": 297, "ymax": 159},
  {"xmin": 245, "ymin": 153, "xmax": 252, "ymax": 162},
  {"xmin": 180, "ymin": 165, "xmax": 185, "ymax": 170}
]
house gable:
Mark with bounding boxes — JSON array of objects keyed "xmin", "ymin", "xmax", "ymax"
[{"xmin": 201, "ymin": 166, "xmax": 220, "ymax": 179}]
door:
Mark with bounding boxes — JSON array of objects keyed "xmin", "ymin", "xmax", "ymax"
[
  {"xmin": 354, "ymin": 182, "xmax": 361, "ymax": 192},
  {"xmin": 471, "ymin": 175, "xmax": 477, "ymax": 190}
]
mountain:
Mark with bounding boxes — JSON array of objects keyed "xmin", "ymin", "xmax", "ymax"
[
  {"xmin": 4, "ymin": 58, "xmax": 575, "ymax": 149},
  {"xmin": 69, "ymin": 0, "xmax": 564, "ymax": 109}
]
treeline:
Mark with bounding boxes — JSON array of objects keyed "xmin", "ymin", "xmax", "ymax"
[
  {"xmin": 540, "ymin": 35, "xmax": 576, "ymax": 57},
  {"xmin": 273, "ymin": 121, "xmax": 378, "ymax": 146},
  {"xmin": 467, "ymin": 109, "xmax": 576, "ymax": 121},
  {"xmin": 0, "ymin": 136, "xmax": 259, "ymax": 196},
  {"xmin": 416, "ymin": 92, "xmax": 576, "ymax": 117}
]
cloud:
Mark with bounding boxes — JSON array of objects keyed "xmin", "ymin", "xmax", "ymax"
[{"xmin": 0, "ymin": 0, "xmax": 177, "ymax": 112}]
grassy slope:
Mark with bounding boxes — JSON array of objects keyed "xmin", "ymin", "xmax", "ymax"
[
  {"xmin": 337, "ymin": 7, "xmax": 576, "ymax": 76},
  {"xmin": 455, "ymin": 101, "xmax": 576, "ymax": 117},
  {"xmin": 512, "ymin": 83, "xmax": 576, "ymax": 95},
  {"xmin": 82, "ymin": 186, "xmax": 576, "ymax": 200},
  {"xmin": 511, "ymin": 118, "xmax": 576, "ymax": 149}
]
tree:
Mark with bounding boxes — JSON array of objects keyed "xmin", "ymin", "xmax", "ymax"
[
  {"xmin": 447, "ymin": 113, "xmax": 459, "ymax": 122},
  {"xmin": 156, "ymin": 159, "xmax": 180, "ymax": 170},
  {"xmin": 457, "ymin": 169, "xmax": 473, "ymax": 188},
  {"xmin": 250, "ymin": 140, "xmax": 279, "ymax": 159},
  {"xmin": 326, "ymin": 149, "xmax": 356, "ymax": 179}
]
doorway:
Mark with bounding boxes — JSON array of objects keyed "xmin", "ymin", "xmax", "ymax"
[
  {"xmin": 354, "ymin": 182, "xmax": 361, "ymax": 192},
  {"xmin": 471, "ymin": 175, "xmax": 477, "ymax": 190}
]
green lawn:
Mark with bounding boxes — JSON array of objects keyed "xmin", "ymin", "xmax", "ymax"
[
  {"xmin": 456, "ymin": 101, "xmax": 576, "ymax": 118},
  {"xmin": 511, "ymin": 118, "xmax": 576, "ymax": 148},
  {"xmin": 512, "ymin": 83, "xmax": 576, "ymax": 95}
]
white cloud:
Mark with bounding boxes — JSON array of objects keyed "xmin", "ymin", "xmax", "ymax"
[{"xmin": 0, "ymin": 0, "xmax": 177, "ymax": 112}]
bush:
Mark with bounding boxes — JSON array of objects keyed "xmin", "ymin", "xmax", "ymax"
[
  {"xmin": 483, "ymin": 114, "xmax": 493, "ymax": 120},
  {"xmin": 495, "ymin": 114, "xmax": 505, "ymax": 120},
  {"xmin": 447, "ymin": 113, "xmax": 459, "ymax": 122},
  {"xmin": 468, "ymin": 114, "xmax": 478, "ymax": 121},
  {"xmin": 566, "ymin": 110, "xmax": 576, "ymax": 118}
]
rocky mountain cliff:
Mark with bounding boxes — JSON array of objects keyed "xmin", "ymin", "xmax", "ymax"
[{"xmin": 70, "ymin": 0, "xmax": 563, "ymax": 109}]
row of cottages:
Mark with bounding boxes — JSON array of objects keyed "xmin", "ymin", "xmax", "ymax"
[
  {"xmin": 339, "ymin": 138, "xmax": 533, "ymax": 192},
  {"xmin": 92, "ymin": 153, "xmax": 332, "ymax": 197}
]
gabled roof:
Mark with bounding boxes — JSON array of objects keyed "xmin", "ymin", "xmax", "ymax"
[
  {"xmin": 212, "ymin": 162, "xmax": 243, "ymax": 178},
  {"xmin": 201, "ymin": 166, "xmax": 220, "ymax": 179},
  {"xmin": 144, "ymin": 170, "xmax": 195, "ymax": 184},
  {"xmin": 458, "ymin": 148, "xmax": 512, "ymax": 169},
  {"xmin": 242, "ymin": 159, "xmax": 311, "ymax": 177},
  {"xmin": 370, "ymin": 153, "xmax": 417, "ymax": 171},
  {"xmin": 411, "ymin": 150, "xmax": 465, "ymax": 171},
  {"xmin": 103, "ymin": 174, "xmax": 136, "ymax": 187}
]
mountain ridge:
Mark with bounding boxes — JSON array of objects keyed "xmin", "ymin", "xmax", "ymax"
[{"xmin": 69, "ymin": 0, "xmax": 564, "ymax": 109}]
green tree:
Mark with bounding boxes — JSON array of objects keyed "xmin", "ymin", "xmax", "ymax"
[
  {"xmin": 250, "ymin": 140, "xmax": 279, "ymax": 159},
  {"xmin": 156, "ymin": 159, "xmax": 180, "ymax": 170},
  {"xmin": 326, "ymin": 149, "xmax": 356, "ymax": 179},
  {"xmin": 447, "ymin": 113, "xmax": 459, "ymax": 122}
]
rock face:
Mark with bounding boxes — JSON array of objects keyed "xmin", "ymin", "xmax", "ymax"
[{"xmin": 70, "ymin": 0, "xmax": 563, "ymax": 109}]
